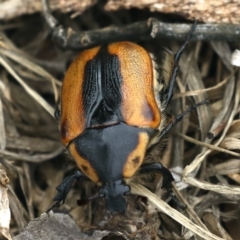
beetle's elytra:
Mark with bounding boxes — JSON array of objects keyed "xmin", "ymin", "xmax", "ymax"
[
  {"xmin": 61, "ymin": 42, "xmax": 161, "ymax": 179},
  {"xmin": 60, "ymin": 42, "xmax": 165, "ymax": 212},
  {"xmin": 48, "ymin": 21, "xmax": 207, "ymax": 213}
]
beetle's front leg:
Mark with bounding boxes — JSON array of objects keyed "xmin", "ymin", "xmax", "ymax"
[
  {"xmin": 47, "ymin": 170, "xmax": 89, "ymax": 212},
  {"xmin": 138, "ymin": 163, "xmax": 186, "ymax": 209}
]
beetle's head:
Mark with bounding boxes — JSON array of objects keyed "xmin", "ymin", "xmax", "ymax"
[{"xmin": 98, "ymin": 180, "xmax": 130, "ymax": 213}]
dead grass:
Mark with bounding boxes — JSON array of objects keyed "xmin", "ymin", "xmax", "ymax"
[{"xmin": 0, "ymin": 3, "xmax": 239, "ymax": 240}]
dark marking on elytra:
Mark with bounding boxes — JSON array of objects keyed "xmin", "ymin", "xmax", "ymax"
[
  {"xmin": 132, "ymin": 157, "xmax": 140, "ymax": 166},
  {"xmin": 61, "ymin": 120, "xmax": 69, "ymax": 139},
  {"xmin": 82, "ymin": 165, "xmax": 88, "ymax": 172},
  {"xmin": 142, "ymin": 101, "xmax": 154, "ymax": 122}
]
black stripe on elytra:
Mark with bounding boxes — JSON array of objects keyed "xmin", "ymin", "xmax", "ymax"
[{"xmin": 82, "ymin": 46, "xmax": 123, "ymax": 127}]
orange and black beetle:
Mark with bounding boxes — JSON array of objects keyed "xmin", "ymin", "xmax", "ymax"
[
  {"xmin": 43, "ymin": 7, "xmax": 206, "ymax": 213},
  {"xmin": 60, "ymin": 42, "xmax": 169, "ymax": 213}
]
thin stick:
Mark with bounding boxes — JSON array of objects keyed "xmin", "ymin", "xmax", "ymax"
[
  {"xmin": 0, "ymin": 55, "xmax": 55, "ymax": 117},
  {"xmin": 171, "ymin": 184, "xmax": 208, "ymax": 230},
  {"xmin": 173, "ymin": 69, "xmax": 237, "ymax": 98},
  {"xmin": 176, "ymin": 132, "xmax": 240, "ymax": 157},
  {"xmin": 184, "ymin": 176, "xmax": 240, "ymax": 195},
  {"xmin": 41, "ymin": 0, "xmax": 240, "ymax": 50}
]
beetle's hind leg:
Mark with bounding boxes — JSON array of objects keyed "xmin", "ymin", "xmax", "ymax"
[
  {"xmin": 46, "ymin": 170, "xmax": 89, "ymax": 212},
  {"xmin": 138, "ymin": 163, "xmax": 186, "ymax": 209},
  {"xmin": 165, "ymin": 21, "xmax": 197, "ymax": 107}
]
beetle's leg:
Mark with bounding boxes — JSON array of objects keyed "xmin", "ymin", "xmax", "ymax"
[
  {"xmin": 165, "ymin": 21, "xmax": 197, "ymax": 107},
  {"xmin": 138, "ymin": 163, "xmax": 174, "ymax": 189},
  {"xmin": 53, "ymin": 171, "xmax": 88, "ymax": 203},
  {"xmin": 160, "ymin": 99, "xmax": 208, "ymax": 139},
  {"xmin": 47, "ymin": 170, "xmax": 89, "ymax": 212},
  {"xmin": 138, "ymin": 163, "xmax": 186, "ymax": 209}
]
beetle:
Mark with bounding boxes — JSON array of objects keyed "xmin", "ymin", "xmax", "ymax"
[{"xmin": 42, "ymin": 2, "xmax": 207, "ymax": 213}]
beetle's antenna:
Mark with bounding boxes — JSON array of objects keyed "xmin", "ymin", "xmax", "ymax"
[
  {"xmin": 42, "ymin": 0, "xmax": 59, "ymax": 29},
  {"xmin": 174, "ymin": 20, "xmax": 197, "ymax": 63},
  {"xmin": 160, "ymin": 99, "xmax": 208, "ymax": 139},
  {"xmin": 165, "ymin": 20, "xmax": 197, "ymax": 107}
]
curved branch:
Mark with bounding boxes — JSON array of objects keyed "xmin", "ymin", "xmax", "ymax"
[{"xmin": 41, "ymin": 0, "xmax": 240, "ymax": 50}]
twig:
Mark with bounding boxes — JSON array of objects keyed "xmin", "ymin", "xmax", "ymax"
[
  {"xmin": 173, "ymin": 69, "xmax": 237, "ymax": 98},
  {"xmin": 176, "ymin": 132, "xmax": 240, "ymax": 158},
  {"xmin": 171, "ymin": 184, "xmax": 208, "ymax": 230},
  {"xmin": 51, "ymin": 20, "xmax": 240, "ymax": 49},
  {"xmin": 185, "ymin": 177, "xmax": 240, "ymax": 195},
  {"xmin": 41, "ymin": 0, "xmax": 240, "ymax": 50},
  {"xmin": 0, "ymin": 147, "xmax": 64, "ymax": 162},
  {"xmin": 151, "ymin": 19, "xmax": 240, "ymax": 42}
]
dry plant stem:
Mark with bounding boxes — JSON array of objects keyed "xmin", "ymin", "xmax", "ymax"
[
  {"xmin": 0, "ymin": 31, "xmax": 61, "ymax": 102},
  {"xmin": 51, "ymin": 20, "xmax": 240, "ymax": 49},
  {"xmin": 130, "ymin": 183, "xmax": 224, "ymax": 240},
  {"xmin": 172, "ymin": 184, "xmax": 208, "ymax": 230},
  {"xmin": 0, "ymin": 90, "xmax": 6, "ymax": 150},
  {"xmin": 42, "ymin": 0, "xmax": 240, "ymax": 50},
  {"xmin": 0, "ymin": 55, "xmax": 55, "ymax": 117},
  {"xmin": 22, "ymin": 163, "xmax": 34, "ymax": 220},
  {"xmin": 42, "ymin": 0, "xmax": 58, "ymax": 29},
  {"xmin": 208, "ymin": 81, "xmax": 234, "ymax": 138},
  {"xmin": 202, "ymin": 212, "xmax": 232, "ymax": 240},
  {"xmin": 183, "ymin": 51, "xmax": 211, "ymax": 139},
  {"xmin": 176, "ymin": 132, "xmax": 240, "ymax": 158},
  {"xmin": 186, "ymin": 177, "xmax": 240, "ymax": 195},
  {"xmin": 0, "ymin": 48, "xmax": 60, "ymax": 102},
  {"xmin": 182, "ymin": 79, "xmax": 240, "ymax": 194},
  {"xmin": 0, "ymin": 168, "xmax": 11, "ymax": 240},
  {"xmin": 0, "ymin": 147, "xmax": 63, "ymax": 162},
  {"xmin": 150, "ymin": 19, "xmax": 240, "ymax": 42},
  {"xmin": 7, "ymin": 185, "xmax": 25, "ymax": 230},
  {"xmin": 173, "ymin": 69, "xmax": 236, "ymax": 98},
  {"xmin": 207, "ymin": 159, "xmax": 240, "ymax": 176},
  {"xmin": 210, "ymin": 42, "xmax": 233, "ymax": 71},
  {"xmin": 0, "ymin": 49, "xmax": 61, "ymax": 86}
]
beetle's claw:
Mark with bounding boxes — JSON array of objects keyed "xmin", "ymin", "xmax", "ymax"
[
  {"xmin": 161, "ymin": 170, "xmax": 186, "ymax": 209},
  {"xmin": 46, "ymin": 173, "xmax": 79, "ymax": 213},
  {"xmin": 167, "ymin": 188, "xmax": 187, "ymax": 210},
  {"xmin": 46, "ymin": 171, "xmax": 90, "ymax": 212},
  {"xmin": 46, "ymin": 201, "xmax": 61, "ymax": 213},
  {"xmin": 52, "ymin": 188, "xmax": 67, "ymax": 203},
  {"xmin": 161, "ymin": 168, "xmax": 175, "ymax": 189},
  {"xmin": 53, "ymin": 174, "xmax": 77, "ymax": 203}
]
